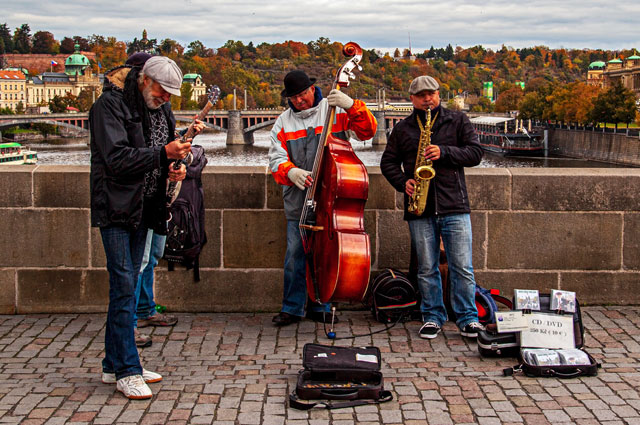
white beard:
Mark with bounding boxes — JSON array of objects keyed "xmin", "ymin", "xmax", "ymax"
[{"xmin": 142, "ymin": 84, "xmax": 165, "ymax": 110}]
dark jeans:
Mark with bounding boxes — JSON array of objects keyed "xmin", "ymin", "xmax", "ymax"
[
  {"xmin": 100, "ymin": 225, "xmax": 146, "ymax": 380},
  {"xmin": 281, "ymin": 220, "xmax": 330, "ymax": 317}
]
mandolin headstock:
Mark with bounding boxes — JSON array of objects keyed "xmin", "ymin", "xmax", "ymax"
[{"xmin": 206, "ymin": 85, "xmax": 221, "ymax": 107}]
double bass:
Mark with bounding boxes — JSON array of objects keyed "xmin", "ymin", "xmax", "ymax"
[{"xmin": 299, "ymin": 42, "xmax": 371, "ymax": 305}]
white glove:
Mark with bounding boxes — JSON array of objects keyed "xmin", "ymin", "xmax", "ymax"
[
  {"xmin": 288, "ymin": 167, "xmax": 312, "ymax": 190},
  {"xmin": 327, "ymin": 89, "xmax": 354, "ymax": 110}
]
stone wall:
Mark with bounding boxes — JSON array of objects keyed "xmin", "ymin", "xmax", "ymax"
[
  {"xmin": 549, "ymin": 128, "xmax": 640, "ymax": 166},
  {"xmin": 1, "ymin": 165, "xmax": 639, "ymax": 314}
]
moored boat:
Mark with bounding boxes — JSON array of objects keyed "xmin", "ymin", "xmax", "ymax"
[
  {"xmin": 0, "ymin": 142, "xmax": 38, "ymax": 164},
  {"xmin": 470, "ymin": 116, "xmax": 544, "ymax": 156}
]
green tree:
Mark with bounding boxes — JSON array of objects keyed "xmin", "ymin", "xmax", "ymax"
[
  {"xmin": 12, "ymin": 24, "xmax": 32, "ymax": 53},
  {"xmin": 15, "ymin": 102, "xmax": 25, "ymax": 114},
  {"xmin": 158, "ymin": 38, "xmax": 183, "ymax": 56},
  {"xmin": 179, "ymin": 83, "xmax": 198, "ymax": 110},
  {"xmin": 0, "ymin": 23, "xmax": 12, "ymax": 53},
  {"xmin": 590, "ymin": 82, "xmax": 637, "ymax": 128},
  {"xmin": 48, "ymin": 93, "xmax": 79, "ymax": 113},
  {"xmin": 186, "ymin": 40, "xmax": 214, "ymax": 57}
]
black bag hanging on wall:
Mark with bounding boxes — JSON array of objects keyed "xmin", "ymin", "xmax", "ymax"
[
  {"xmin": 289, "ymin": 344, "xmax": 393, "ymax": 410},
  {"xmin": 164, "ymin": 145, "xmax": 207, "ymax": 281}
]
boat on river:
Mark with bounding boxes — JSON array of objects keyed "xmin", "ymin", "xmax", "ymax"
[
  {"xmin": 470, "ymin": 116, "xmax": 544, "ymax": 156},
  {"xmin": 0, "ymin": 142, "xmax": 38, "ymax": 164}
]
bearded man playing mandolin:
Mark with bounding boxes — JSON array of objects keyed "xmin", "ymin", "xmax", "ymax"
[{"xmin": 268, "ymin": 70, "xmax": 377, "ymax": 327}]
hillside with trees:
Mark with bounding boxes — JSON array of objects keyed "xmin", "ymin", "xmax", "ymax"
[{"xmin": 1, "ymin": 23, "xmax": 638, "ymax": 124}]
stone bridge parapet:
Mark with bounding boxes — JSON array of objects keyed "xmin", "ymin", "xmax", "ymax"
[{"xmin": 1, "ymin": 166, "xmax": 639, "ymax": 314}]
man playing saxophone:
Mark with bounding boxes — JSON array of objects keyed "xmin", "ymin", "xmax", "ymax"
[{"xmin": 380, "ymin": 75, "xmax": 484, "ymax": 339}]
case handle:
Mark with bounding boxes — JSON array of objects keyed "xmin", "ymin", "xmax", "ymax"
[
  {"xmin": 319, "ymin": 390, "xmax": 359, "ymax": 399},
  {"xmin": 549, "ymin": 368, "xmax": 582, "ymax": 378},
  {"xmin": 289, "ymin": 390, "xmax": 393, "ymax": 410}
]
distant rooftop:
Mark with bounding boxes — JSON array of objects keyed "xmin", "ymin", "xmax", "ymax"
[{"xmin": 0, "ymin": 70, "xmax": 26, "ymax": 80}]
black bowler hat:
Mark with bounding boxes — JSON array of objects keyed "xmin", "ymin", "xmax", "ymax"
[{"xmin": 281, "ymin": 70, "xmax": 316, "ymax": 97}]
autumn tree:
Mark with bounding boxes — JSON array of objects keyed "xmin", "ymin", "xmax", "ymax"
[
  {"xmin": 76, "ymin": 88, "xmax": 97, "ymax": 112},
  {"xmin": 60, "ymin": 37, "xmax": 75, "ymax": 53},
  {"xmin": 32, "ymin": 31, "xmax": 59, "ymax": 54},
  {"xmin": 494, "ymin": 86, "xmax": 523, "ymax": 112}
]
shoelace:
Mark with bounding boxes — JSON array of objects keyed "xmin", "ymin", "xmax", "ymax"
[
  {"xmin": 127, "ymin": 375, "xmax": 146, "ymax": 388},
  {"xmin": 421, "ymin": 321, "xmax": 439, "ymax": 329}
]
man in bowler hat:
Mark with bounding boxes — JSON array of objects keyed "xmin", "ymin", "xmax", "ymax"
[{"xmin": 268, "ymin": 70, "xmax": 377, "ymax": 326}]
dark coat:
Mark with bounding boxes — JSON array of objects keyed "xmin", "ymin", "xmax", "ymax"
[
  {"xmin": 380, "ymin": 106, "xmax": 483, "ymax": 220},
  {"xmin": 90, "ymin": 66, "xmax": 174, "ymax": 232}
]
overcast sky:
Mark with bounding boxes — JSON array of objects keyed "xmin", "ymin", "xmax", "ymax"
[{"xmin": 4, "ymin": 0, "xmax": 639, "ymax": 52}]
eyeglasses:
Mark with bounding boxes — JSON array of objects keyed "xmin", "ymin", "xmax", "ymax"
[{"xmin": 288, "ymin": 87, "xmax": 311, "ymax": 101}]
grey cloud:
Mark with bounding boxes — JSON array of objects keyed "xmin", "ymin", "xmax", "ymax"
[{"xmin": 4, "ymin": 0, "xmax": 639, "ymax": 50}]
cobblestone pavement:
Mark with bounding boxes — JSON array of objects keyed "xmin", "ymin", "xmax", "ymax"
[{"xmin": 0, "ymin": 307, "xmax": 639, "ymax": 424}]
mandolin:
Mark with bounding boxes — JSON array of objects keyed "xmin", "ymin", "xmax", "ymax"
[{"xmin": 166, "ymin": 85, "xmax": 220, "ymax": 206}]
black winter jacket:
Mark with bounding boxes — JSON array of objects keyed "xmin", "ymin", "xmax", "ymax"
[
  {"xmin": 90, "ymin": 66, "xmax": 174, "ymax": 232},
  {"xmin": 380, "ymin": 106, "xmax": 483, "ymax": 220}
]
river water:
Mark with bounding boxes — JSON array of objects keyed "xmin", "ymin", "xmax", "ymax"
[{"xmin": 30, "ymin": 130, "xmax": 626, "ymax": 168}]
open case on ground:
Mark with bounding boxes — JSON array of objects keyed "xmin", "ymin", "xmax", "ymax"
[
  {"xmin": 478, "ymin": 293, "xmax": 584, "ymax": 358},
  {"xmin": 289, "ymin": 343, "xmax": 392, "ymax": 410},
  {"xmin": 500, "ymin": 294, "xmax": 599, "ymax": 378}
]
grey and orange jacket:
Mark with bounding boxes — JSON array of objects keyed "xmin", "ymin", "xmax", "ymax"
[{"xmin": 268, "ymin": 90, "xmax": 377, "ymax": 220}]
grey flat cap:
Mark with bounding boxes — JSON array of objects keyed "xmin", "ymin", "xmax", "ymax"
[
  {"xmin": 409, "ymin": 76, "xmax": 440, "ymax": 95},
  {"xmin": 142, "ymin": 56, "xmax": 183, "ymax": 96}
]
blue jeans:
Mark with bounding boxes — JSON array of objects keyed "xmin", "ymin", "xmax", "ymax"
[
  {"xmin": 100, "ymin": 225, "xmax": 146, "ymax": 379},
  {"xmin": 134, "ymin": 229, "xmax": 167, "ymax": 326},
  {"xmin": 282, "ymin": 220, "xmax": 330, "ymax": 317},
  {"xmin": 408, "ymin": 213, "xmax": 478, "ymax": 329}
]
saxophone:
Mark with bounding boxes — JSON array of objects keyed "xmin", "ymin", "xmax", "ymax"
[{"xmin": 407, "ymin": 109, "xmax": 438, "ymax": 215}]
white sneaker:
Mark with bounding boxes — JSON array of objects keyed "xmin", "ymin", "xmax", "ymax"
[
  {"xmin": 116, "ymin": 375, "xmax": 152, "ymax": 400},
  {"xmin": 102, "ymin": 368, "xmax": 162, "ymax": 384}
]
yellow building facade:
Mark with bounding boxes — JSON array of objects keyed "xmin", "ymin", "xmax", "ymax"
[{"xmin": 0, "ymin": 71, "xmax": 27, "ymax": 111}]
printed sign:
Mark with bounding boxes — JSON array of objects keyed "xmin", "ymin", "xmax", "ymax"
[
  {"xmin": 495, "ymin": 311, "xmax": 529, "ymax": 333},
  {"xmin": 520, "ymin": 312, "xmax": 574, "ymax": 349}
]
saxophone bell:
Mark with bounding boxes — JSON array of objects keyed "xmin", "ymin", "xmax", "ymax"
[{"xmin": 415, "ymin": 164, "xmax": 435, "ymax": 180}]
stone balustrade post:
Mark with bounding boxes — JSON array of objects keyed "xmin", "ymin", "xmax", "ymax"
[
  {"xmin": 226, "ymin": 110, "xmax": 246, "ymax": 145},
  {"xmin": 372, "ymin": 110, "xmax": 387, "ymax": 145}
]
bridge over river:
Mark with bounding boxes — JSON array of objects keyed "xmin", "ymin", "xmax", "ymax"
[{"xmin": 0, "ymin": 108, "xmax": 408, "ymax": 145}]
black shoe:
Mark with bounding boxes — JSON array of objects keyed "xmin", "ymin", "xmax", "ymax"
[
  {"xmin": 460, "ymin": 322, "xmax": 484, "ymax": 338},
  {"xmin": 272, "ymin": 312, "xmax": 301, "ymax": 327},
  {"xmin": 306, "ymin": 311, "xmax": 339, "ymax": 324},
  {"xmin": 419, "ymin": 322, "xmax": 441, "ymax": 339}
]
